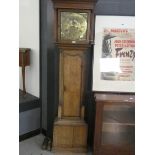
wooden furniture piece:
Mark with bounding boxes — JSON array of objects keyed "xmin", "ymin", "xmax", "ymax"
[
  {"xmin": 51, "ymin": 0, "xmax": 96, "ymax": 153},
  {"xmin": 94, "ymin": 93, "xmax": 135, "ymax": 155},
  {"xmin": 19, "ymin": 48, "xmax": 30, "ymax": 95}
]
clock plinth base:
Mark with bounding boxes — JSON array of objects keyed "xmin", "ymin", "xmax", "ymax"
[
  {"xmin": 52, "ymin": 146, "xmax": 87, "ymax": 153},
  {"xmin": 52, "ymin": 119, "xmax": 88, "ymax": 153}
]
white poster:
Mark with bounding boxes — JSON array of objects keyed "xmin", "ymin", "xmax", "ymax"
[
  {"xmin": 101, "ymin": 28, "xmax": 135, "ymax": 81},
  {"xmin": 93, "ymin": 16, "xmax": 135, "ymax": 92}
]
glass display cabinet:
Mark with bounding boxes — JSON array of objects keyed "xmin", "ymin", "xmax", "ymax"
[{"xmin": 94, "ymin": 93, "xmax": 135, "ymax": 155}]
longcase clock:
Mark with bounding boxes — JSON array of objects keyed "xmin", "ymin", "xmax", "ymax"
[{"xmin": 51, "ymin": 0, "xmax": 96, "ymax": 153}]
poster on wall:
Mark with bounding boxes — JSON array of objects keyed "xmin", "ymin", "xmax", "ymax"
[
  {"xmin": 101, "ymin": 28, "xmax": 135, "ymax": 81},
  {"xmin": 93, "ymin": 16, "xmax": 135, "ymax": 92}
]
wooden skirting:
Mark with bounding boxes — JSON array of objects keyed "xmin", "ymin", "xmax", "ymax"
[{"xmin": 19, "ymin": 129, "xmax": 41, "ymax": 142}]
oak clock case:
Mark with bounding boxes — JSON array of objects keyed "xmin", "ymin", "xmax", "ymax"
[{"xmin": 51, "ymin": 1, "xmax": 95, "ymax": 152}]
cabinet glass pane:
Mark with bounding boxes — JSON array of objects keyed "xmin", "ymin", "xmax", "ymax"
[
  {"xmin": 101, "ymin": 104, "xmax": 135, "ymax": 146},
  {"xmin": 103, "ymin": 104, "xmax": 135, "ymax": 124},
  {"xmin": 60, "ymin": 12, "xmax": 88, "ymax": 41},
  {"xmin": 102, "ymin": 123, "xmax": 135, "ymax": 146}
]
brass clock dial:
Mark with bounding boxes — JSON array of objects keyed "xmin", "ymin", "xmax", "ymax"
[{"xmin": 60, "ymin": 12, "xmax": 88, "ymax": 41}]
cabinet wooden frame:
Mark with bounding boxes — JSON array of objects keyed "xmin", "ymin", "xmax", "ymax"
[{"xmin": 56, "ymin": 9, "xmax": 91, "ymax": 44}]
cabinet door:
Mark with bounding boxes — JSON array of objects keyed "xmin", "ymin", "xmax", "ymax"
[
  {"xmin": 102, "ymin": 103, "xmax": 135, "ymax": 146},
  {"xmin": 60, "ymin": 50, "xmax": 85, "ymax": 117}
]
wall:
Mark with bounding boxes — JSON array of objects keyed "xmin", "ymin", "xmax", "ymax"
[
  {"xmin": 95, "ymin": 0, "xmax": 135, "ymax": 16},
  {"xmin": 19, "ymin": 0, "xmax": 40, "ymax": 97}
]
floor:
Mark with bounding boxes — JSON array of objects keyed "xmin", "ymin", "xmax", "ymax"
[{"xmin": 19, "ymin": 134, "xmax": 92, "ymax": 155}]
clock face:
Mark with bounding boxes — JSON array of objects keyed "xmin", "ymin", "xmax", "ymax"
[{"xmin": 60, "ymin": 11, "xmax": 88, "ymax": 41}]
